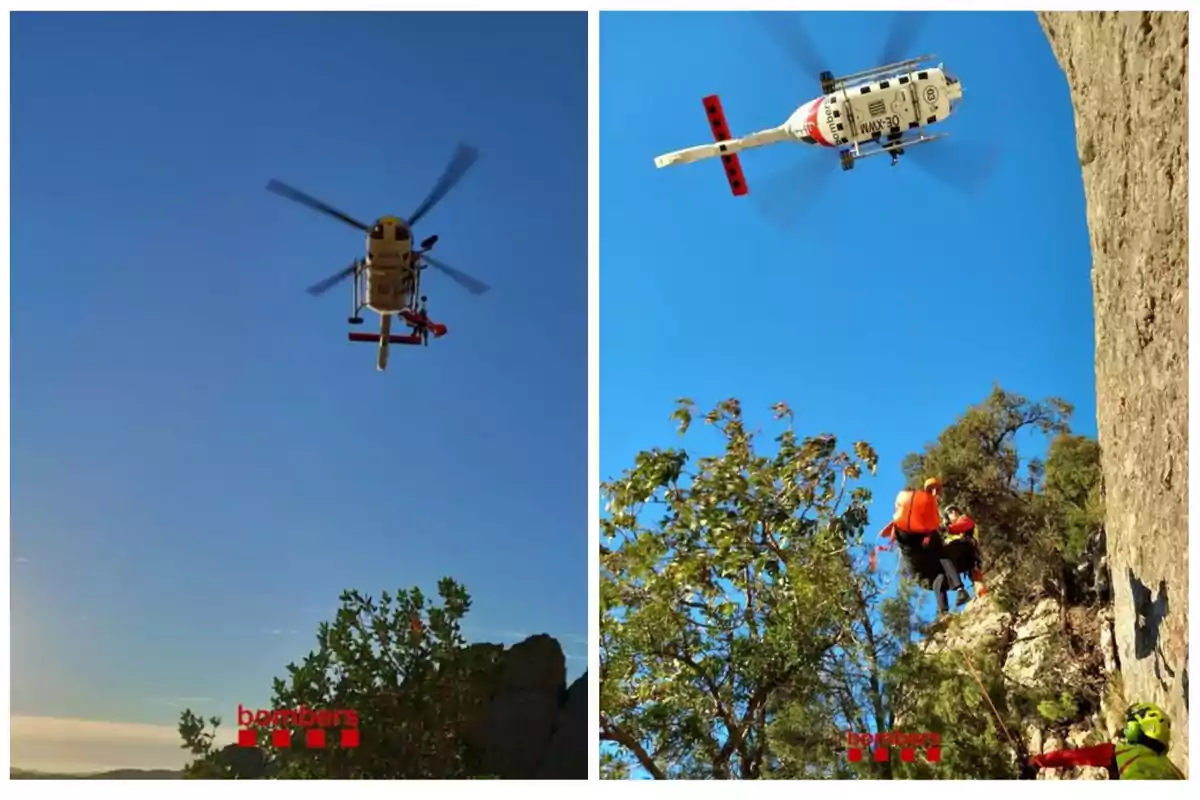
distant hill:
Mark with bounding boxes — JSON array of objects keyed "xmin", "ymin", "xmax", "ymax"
[{"xmin": 11, "ymin": 767, "xmax": 182, "ymax": 779}]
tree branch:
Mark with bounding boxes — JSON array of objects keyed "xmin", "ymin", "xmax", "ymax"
[{"xmin": 600, "ymin": 718, "xmax": 667, "ymax": 780}]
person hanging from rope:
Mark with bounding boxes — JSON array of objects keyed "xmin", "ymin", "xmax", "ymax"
[
  {"xmin": 1028, "ymin": 702, "xmax": 1184, "ymax": 779},
  {"xmin": 942, "ymin": 505, "xmax": 988, "ymax": 605},
  {"xmin": 870, "ymin": 477, "xmax": 963, "ymax": 615}
]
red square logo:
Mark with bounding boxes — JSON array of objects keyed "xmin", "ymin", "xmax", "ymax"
[
  {"xmin": 873, "ymin": 747, "xmax": 889, "ymax": 762},
  {"xmin": 900, "ymin": 747, "xmax": 915, "ymax": 763},
  {"xmin": 340, "ymin": 728, "xmax": 360, "ymax": 748},
  {"xmin": 237, "ymin": 729, "xmax": 257, "ymax": 748},
  {"xmin": 271, "ymin": 729, "xmax": 291, "ymax": 748},
  {"xmin": 306, "ymin": 729, "xmax": 326, "ymax": 748},
  {"xmin": 847, "ymin": 747, "xmax": 863, "ymax": 763},
  {"xmin": 926, "ymin": 746, "xmax": 942, "ymax": 763}
]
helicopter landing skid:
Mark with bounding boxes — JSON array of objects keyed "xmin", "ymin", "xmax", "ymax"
[{"xmin": 839, "ymin": 132, "xmax": 948, "ymax": 171}]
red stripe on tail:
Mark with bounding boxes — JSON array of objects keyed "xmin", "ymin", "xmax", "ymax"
[{"xmin": 702, "ymin": 94, "xmax": 749, "ymax": 197}]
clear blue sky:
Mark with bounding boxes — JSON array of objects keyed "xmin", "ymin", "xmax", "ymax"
[
  {"xmin": 11, "ymin": 11, "xmax": 587, "ymax": 730},
  {"xmin": 601, "ymin": 12, "xmax": 1097, "ymax": 604}
]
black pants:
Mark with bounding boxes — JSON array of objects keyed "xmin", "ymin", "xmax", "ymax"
[
  {"xmin": 943, "ymin": 538, "xmax": 980, "ymax": 582},
  {"xmin": 897, "ymin": 532, "xmax": 962, "ymax": 613}
]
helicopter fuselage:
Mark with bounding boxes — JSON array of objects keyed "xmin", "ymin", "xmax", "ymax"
[
  {"xmin": 266, "ymin": 141, "xmax": 484, "ymax": 373},
  {"xmin": 784, "ymin": 65, "xmax": 962, "ymax": 150},
  {"xmin": 653, "ymin": 61, "xmax": 964, "ymax": 193},
  {"xmin": 363, "ymin": 216, "xmax": 420, "ymax": 314}
]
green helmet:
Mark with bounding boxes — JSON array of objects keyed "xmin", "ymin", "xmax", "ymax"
[{"xmin": 1122, "ymin": 702, "xmax": 1171, "ymax": 750}]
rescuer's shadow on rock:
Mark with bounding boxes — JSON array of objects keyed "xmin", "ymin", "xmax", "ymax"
[{"xmin": 1127, "ymin": 568, "xmax": 1175, "ymax": 691}]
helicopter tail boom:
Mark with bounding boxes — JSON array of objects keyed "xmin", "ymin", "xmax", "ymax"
[
  {"xmin": 349, "ymin": 316, "xmax": 421, "ymax": 372},
  {"xmin": 653, "ymin": 126, "xmax": 790, "ymax": 169}
]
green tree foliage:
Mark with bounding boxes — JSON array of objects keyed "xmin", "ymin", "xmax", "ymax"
[
  {"xmin": 896, "ymin": 388, "xmax": 1108, "ymax": 769},
  {"xmin": 601, "ymin": 390, "xmax": 1105, "ymax": 780},
  {"xmin": 901, "ymin": 386, "xmax": 1072, "ymax": 568},
  {"xmin": 1042, "ymin": 433, "xmax": 1104, "ymax": 565},
  {"xmin": 600, "ymin": 398, "xmax": 879, "ymax": 779},
  {"xmin": 873, "ymin": 638, "xmax": 1025, "ymax": 779},
  {"xmin": 178, "ymin": 578, "xmax": 505, "ymax": 779},
  {"xmin": 178, "ymin": 711, "xmax": 270, "ymax": 779},
  {"xmin": 901, "ymin": 386, "xmax": 1105, "ymax": 608}
]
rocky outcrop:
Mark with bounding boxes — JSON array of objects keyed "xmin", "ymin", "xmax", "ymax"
[
  {"xmin": 197, "ymin": 634, "xmax": 588, "ymax": 780},
  {"xmin": 466, "ymin": 634, "xmax": 588, "ymax": 779},
  {"xmin": 1036, "ymin": 11, "xmax": 1189, "ymax": 775},
  {"xmin": 926, "ymin": 589, "xmax": 1113, "ymax": 780}
]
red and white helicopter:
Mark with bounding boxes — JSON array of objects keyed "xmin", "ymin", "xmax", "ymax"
[
  {"xmin": 653, "ymin": 13, "xmax": 966, "ymax": 197},
  {"xmin": 267, "ymin": 143, "xmax": 491, "ymax": 372}
]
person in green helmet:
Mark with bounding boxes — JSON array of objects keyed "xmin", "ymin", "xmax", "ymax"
[{"xmin": 1028, "ymin": 702, "xmax": 1184, "ymax": 779}]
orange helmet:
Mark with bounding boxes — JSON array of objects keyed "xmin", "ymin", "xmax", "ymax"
[{"xmin": 923, "ymin": 477, "xmax": 942, "ymax": 492}]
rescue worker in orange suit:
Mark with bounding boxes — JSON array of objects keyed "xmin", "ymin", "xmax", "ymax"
[
  {"xmin": 1028, "ymin": 702, "xmax": 1183, "ymax": 779},
  {"xmin": 942, "ymin": 505, "xmax": 988, "ymax": 605},
  {"xmin": 871, "ymin": 478, "xmax": 963, "ymax": 615}
]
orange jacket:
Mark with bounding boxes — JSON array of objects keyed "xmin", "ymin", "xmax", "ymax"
[
  {"xmin": 893, "ymin": 488, "xmax": 941, "ymax": 534},
  {"xmin": 869, "ymin": 522, "xmax": 934, "ymax": 572}
]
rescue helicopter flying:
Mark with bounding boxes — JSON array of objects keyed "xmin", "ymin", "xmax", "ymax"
[
  {"xmin": 267, "ymin": 143, "xmax": 491, "ymax": 372},
  {"xmin": 652, "ymin": 13, "xmax": 966, "ymax": 197}
]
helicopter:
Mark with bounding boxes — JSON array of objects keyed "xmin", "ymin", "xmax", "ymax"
[
  {"xmin": 267, "ymin": 143, "xmax": 491, "ymax": 372},
  {"xmin": 652, "ymin": 12, "xmax": 971, "ymax": 198},
  {"xmin": 653, "ymin": 55, "xmax": 964, "ymax": 197}
]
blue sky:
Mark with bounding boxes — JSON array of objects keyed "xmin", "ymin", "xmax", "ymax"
[
  {"xmin": 10, "ymin": 10, "xmax": 587, "ymax": 749},
  {"xmin": 601, "ymin": 12, "xmax": 1097, "ymax": 616}
]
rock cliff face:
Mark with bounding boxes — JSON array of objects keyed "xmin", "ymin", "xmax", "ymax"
[
  {"xmin": 1036, "ymin": 11, "xmax": 1188, "ymax": 774},
  {"xmin": 465, "ymin": 634, "xmax": 588, "ymax": 779},
  {"xmin": 926, "ymin": 589, "xmax": 1118, "ymax": 780},
  {"xmin": 215, "ymin": 634, "xmax": 588, "ymax": 780}
]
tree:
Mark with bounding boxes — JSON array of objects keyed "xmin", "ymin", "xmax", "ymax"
[
  {"xmin": 599, "ymin": 398, "xmax": 880, "ymax": 778},
  {"xmin": 178, "ymin": 578, "xmax": 505, "ymax": 779},
  {"xmin": 895, "ymin": 387, "xmax": 1108, "ymax": 766},
  {"xmin": 601, "ymin": 390, "xmax": 1104, "ymax": 780},
  {"xmin": 901, "ymin": 386, "xmax": 1072, "ymax": 571},
  {"xmin": 900, "ymin": 386, "xmax": 1104, "ymax": 608},
  {"xmin": 1042, "ymin": 433, "xmax": 1105, "ymax": 566},
  {"xmin": 178, "ymin": 711, "xmax": 272, "ymax": 778}
]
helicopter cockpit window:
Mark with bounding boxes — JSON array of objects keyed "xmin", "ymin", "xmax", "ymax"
[
  {"xmin": 944, "ymin": 68, "xmax": 960, "ymax": 85},
  {"xmin": 394, "ymin": 225, "xmax": 411, "ymax": 242},
  {"xmin": 370, "ymin": 224, "xmax": 385, "ymax": 240}
]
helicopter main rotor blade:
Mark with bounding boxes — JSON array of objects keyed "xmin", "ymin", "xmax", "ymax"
[
  {"xmin": 758, "ymin": 11, "xmax": 931, "ymax": 84},
  {"xmin": 751, "ymin": 149, "xmax": 840, "ymax": 231},
  {"xmin": 905, "ymin": 137, "xmax": 1001, "ymax": 195},
  {"xmin": 267, "ymin": 180, "xmax": 371, "ymax": 232},
  {"xmin": 754, "ymin": 11, "xmax": 828, "ymax": 80},
  {"xmin": 878, "ymin": 11, "xmax": 931, "ymax": 66},
  {"xmin": 421, "ymin": 254, "xmax": 491, "ymax": 296},
  {"xmin": 305, "ymin": 263, "xmax": 358, "ymax": 297},
  {"xmin": 406, "ymin": 143, "xmax": 481, "ymax": 228}
]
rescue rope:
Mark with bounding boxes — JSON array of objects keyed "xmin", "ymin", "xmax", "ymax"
[
  {"xmin": 880, "ymin": 552, "xmax": 902, "ymax": 591},
  {"xmin": 958, "ymin": 647, "xmax": 1019, "ymax": 751}
]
